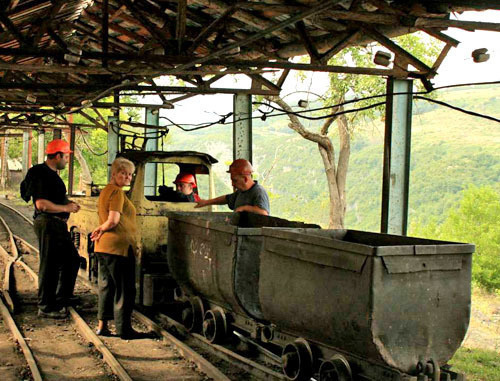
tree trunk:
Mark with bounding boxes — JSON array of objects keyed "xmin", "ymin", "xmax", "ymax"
[
  {"xmin": 63, "ymin": 131, "xmax": 92, "ymax": 191},
  {"xmin": 74, "ymin": 145, "xmax": 92, "ymax": 186},
  {"xmin": 267, "ymin": 95, "xmax": 350, "ymax": 228},
  {"xmin": 318, "ymin": 141, "xmax": 344, "ymax": 228},
  {"xmin": 335, "ymin": 105, "xmax": 350, "ymax": 221}
]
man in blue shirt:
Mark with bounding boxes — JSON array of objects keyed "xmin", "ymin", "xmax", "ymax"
[{"xmin": 196, "ymin": 159, "xmax": 270, "ymax": 216}]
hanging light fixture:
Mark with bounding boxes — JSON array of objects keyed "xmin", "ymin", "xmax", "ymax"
[
  {"xmin": 472, "ymin": 48, "xmax": 490, "ymax": 63},
  {"xmin": 373, "ymin": 51, "xmax": 392, "ymax": 67}
]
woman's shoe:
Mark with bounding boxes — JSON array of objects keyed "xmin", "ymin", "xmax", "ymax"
[
  {"xmin": 120, "ymin": 328, "xmax": 143, "ymax": 340},
  {"xmin": 96, "ymin": 327, "xmax": 111, "ymax": 336}
]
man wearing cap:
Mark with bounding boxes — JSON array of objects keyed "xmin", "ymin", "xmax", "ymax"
[
  {"xmin": 195, "ymin": 159, "xmax": 270, "ymax": 216},
  {"xmin": 173, "ymin": 172, "xmax": 200, "ymax": 202},
  {"xmin": 20, "ymin": 139, "xmax": 81, "ymax": 318}
]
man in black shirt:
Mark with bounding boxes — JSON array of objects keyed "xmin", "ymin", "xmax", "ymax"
[{"xmin": 21, "ymin": 139, "xmax": 81, "ymax": 318}]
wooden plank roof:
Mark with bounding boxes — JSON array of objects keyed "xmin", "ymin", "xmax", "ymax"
[{"xmin": 0, "ymin": 0, "xmax": 499, "ymax": 129}]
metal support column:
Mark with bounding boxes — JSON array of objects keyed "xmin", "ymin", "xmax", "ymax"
[
  {"xmin": 22, "ymin": 130, "xmax": 30, "ymax": 177},
  {"xmin": 107, "ymin": 116, "xmax": 119, "ymax": 181},
  {"xmin": 233, "ymin": 94, "xmax": 252, "ymax": 162},
  {"xmin": 0, "ymin": 136, "xmax": 7, "ymax": 189},
  {"xmin": 68, "ymin": 125, "xmax": 76, "ymax": 195},
  {"xmin": 144, "ymin": 107, "xmax": 159, "ymax": 196},
  {"xmin": 381, "ymin": 78, "xmax": 413, "ymax": 235},
  {"xmin": 38, "ymin": 129, "xmax": 45, "ymax": 163}
]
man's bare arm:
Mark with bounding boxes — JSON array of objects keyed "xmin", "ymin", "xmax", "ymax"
[
  {"xmin": 35, "ymin": 199, "xmax": 79, "ymax": 214},
  {"xmin": 195, "ymin": 195, "xmax": 228, "ymax": 208},
  {"xmin": 234, "ymin": 205, "xmax": 269, "ymax": 216}
]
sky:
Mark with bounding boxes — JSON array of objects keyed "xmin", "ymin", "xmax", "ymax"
[{"xmin": 144, "ymin": 10, "xmax": 500, "ymax": 126}]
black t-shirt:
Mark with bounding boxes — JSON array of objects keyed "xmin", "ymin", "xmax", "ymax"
[{"xmin": 27, "ymin": 163, "xmax": 69, "ymax": 219}]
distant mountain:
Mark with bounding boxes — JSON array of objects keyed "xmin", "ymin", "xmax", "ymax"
[{"xmin": 166, "ymin": 85, "xmax": 500, "ymax": 231}]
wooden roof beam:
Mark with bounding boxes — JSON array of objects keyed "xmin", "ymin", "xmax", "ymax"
[
  {"xmin": 102, "ymin": 0, "xmax": 109, "ymax": 68},
  {"xmin": 176, "ymin": 0, "xmax": 186, "ymax": 53},
  {"xmin": 187, "ymin": 4, "xmax": 237, "ymax": 54},
  {"xmin": 277, "ymin": 68, "xmax": 290, "ymax": 88},
  {"xmin": 247, "ymin": 73, "xmax": 281, "ymax": 92},
  {"xmin": 295, "ymin": 20, "xmax": 321, "ymax": 63},
  {"xmin": 84, "ymin": 2, "xmax": 126, "ymax": 42},
  {"xmin": 0, "ymin": 61, "xmax": 276, "ymax": 76},
  {"xmin": 415, "ymin": 17, "xmax": 500, "ymax": 32},
  {"xmin": 32, "ymin": 0, "xmax": 65, "ymax": 46},
  {"xmin": 82, "ymin": 10, "xmax": 148, "ymax": 44},
  {"xmin": 7, "ymin": 1, "xmax": 20, "ymax": 12},
  {"xmin": 194, "ymin": 0, "xmax": 293, "ymax": 41},
  {"xmin": 319, "ymin": 29, "xmax": 361, "ymax": 63},
  {"xmin": 362, "ymin": 26, "xmax": 433, "ymax": 74},
  {"xmin": 74, "ymin": 21, "xmax": 138, "ymax": 52},
  {"xmin": 117, "ymin": 0, "xmax": 170, "ymax": 49},
  {"xmin": 420, "ymin": 28, "xmax": 460, "ymax": 47},
  {"xmin": 0, "ymin": 82, "xmax": 281, "ymax": 96},
  {"xmin": 78, "ymin": 110, "xmax": 106, "ymax": 130},
  {"xmin": 0, "ymin": 7, "xmax": 31, "ymax": 47},
  {"xmin": 421, "ymin": 0, "xmax": 500, "ymax": 12}
]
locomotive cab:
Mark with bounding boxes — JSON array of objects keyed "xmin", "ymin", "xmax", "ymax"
[{"xmin": 68, "ymin": 150, "xmax": 218, "ymax": 307}]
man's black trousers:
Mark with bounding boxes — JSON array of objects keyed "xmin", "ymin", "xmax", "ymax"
[
  {"xmin": 34, "ymin": 214, "xmax": 80, "ymax": 312},
  {"xmin": 96, "ymin": 251, "xmax": 136, "ymax": 336}
]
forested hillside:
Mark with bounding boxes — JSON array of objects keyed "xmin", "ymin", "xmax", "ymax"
[
  {"xmin": 4, "ymin": 85, "xmax": 499, "ymax": 233},
  {"xmin": 166, "ymin": 85, "xmax": 500, "ymax": 232}
]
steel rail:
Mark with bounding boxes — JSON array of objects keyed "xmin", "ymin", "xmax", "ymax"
[
  {"xmin": 0, "ymin": 216, "xmax": 18, "ymax": 312},
  {"xmin": 78, "ymin": 275, "xmax": 231, "ymax": 381},
  {"xmin": 0, "ymin": 293, "xmax": 43, "ymax": 381},
  {"xmin": 3, "ymin": 202, "xmax": 285, "ymax": 380},
  {"xmin": 14, "ymin": 231, "xmax": 229, "ymax": 381},
  {"xmin": 132, "ymin": 310, "xmax": 231, "ymax": 381},
  {"xmin": 156, "ymin": 312, "xmax": 286, "ymax": 380},
  {"xmin": 10, "ymin": 236, "xmax": 134, "ymax": 381},
  {"xmin": 0, "ymin": 209, "xmax": 134, "ymax": 381},
  {"xmin": 0, "ymin": 201, "xmax": 34, "ymax": 226},
  {"xmin": 0, "ymin": 214, "xmax": 20, "ymax": 258}
]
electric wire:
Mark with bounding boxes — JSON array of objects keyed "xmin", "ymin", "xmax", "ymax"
[
  {"xmin": 76, "ymin": 78, "xmax": 500, "ymax": 152},
  {"xmin": 78, "ymin": 129, "xmax": 108, "ymax": 156}
]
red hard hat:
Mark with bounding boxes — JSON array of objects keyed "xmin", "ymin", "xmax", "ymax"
[
  {"xmin": 173, "ymin": 173, "xmax": 197, "ymax": 188},
  {"xmin": 227, "ymin": 159, "xmax": 253, "ymax": 175},
  {"xmin": 45, "ymin": 139, "xmax": 72, "ymax": 154}
]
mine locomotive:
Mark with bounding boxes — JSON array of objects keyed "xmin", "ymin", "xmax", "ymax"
[{"xmin": 69, "ymin": 150, "xmax": 473, "ymax": 381}]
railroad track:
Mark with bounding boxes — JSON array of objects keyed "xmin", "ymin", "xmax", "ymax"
[
  {"xmin": 1, "ymin": 200, "xmax": 291, "ymax": 380},
  {"xmin": 0, "ymin": 201, "xmax": 229, "ymax": 381}
]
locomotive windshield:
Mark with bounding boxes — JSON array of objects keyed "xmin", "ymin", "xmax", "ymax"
[{"xmin": 144, "ymin": 162, "xmax": 209, "ymax": 202}]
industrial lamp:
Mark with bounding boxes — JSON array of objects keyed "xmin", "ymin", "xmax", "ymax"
[
  {"xmin": 472, "ymin": 48, "xmax": 490, "ymax": 63},
  {"xmin": 374, "ymin": 51, "xmax": 392, "ymax": 67}
]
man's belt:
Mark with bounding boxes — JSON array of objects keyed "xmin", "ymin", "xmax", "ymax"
[
  {"xmin": 36, "ymin": 213, "xmax": 68, "ymax": 223},
  {"xmin": 52, "ymin": 215, "xmax": 68, "ymax": 223}
]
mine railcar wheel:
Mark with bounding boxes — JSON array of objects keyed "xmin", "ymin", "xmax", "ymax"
[
  {"xmin": 282, "ymin": 338, "xmax": 314, "ymax": 381},
  {"xmin": 319, "ymin": 354, "xmax": 352, "ymax": 381},
  {"xmin": 181, "ymin": 297, "xmax": 205, "ymax": 332},
  {"xmin": 202, "ymin": 308, "xmax": 228, "ymax": 343}
]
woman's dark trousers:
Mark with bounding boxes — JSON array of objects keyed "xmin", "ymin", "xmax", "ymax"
[{"xmin": 97, "ymin": 251, "xmax": 136, "ymax": 335}]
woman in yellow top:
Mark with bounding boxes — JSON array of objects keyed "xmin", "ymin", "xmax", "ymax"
[{"xmin": 90, "ymin": 157, "xmax": 139, "ymax": 339}]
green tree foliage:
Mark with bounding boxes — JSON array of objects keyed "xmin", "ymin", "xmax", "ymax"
[
  {"xmin": 410, "ymin": 185, "xmax": 500, "ymax": 292},
  {"xmin": 324, "ymin": 32, "xmax": 442, "ymax": 123}
]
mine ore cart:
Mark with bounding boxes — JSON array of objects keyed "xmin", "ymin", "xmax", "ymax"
[{"xmin": 167, "ymin": 212, "xmax": 474, "ymax": 381}]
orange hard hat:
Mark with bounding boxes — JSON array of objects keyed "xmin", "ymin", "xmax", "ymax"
[
  {"xmin": 227, "ymin": 159, "xmax": 253, "ymax": 175},
  {"xmin": 173, "ymin": 173, "xmax": 197, "ymax": 188},
  {"xmin": 45, "ymin": 139, "xmax": 72, "ymax": 154}
]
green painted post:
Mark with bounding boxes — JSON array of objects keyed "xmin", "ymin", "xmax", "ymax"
[{"xmin": 381, "ymin": 78, "xmax": 413, "ymax": 235}]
